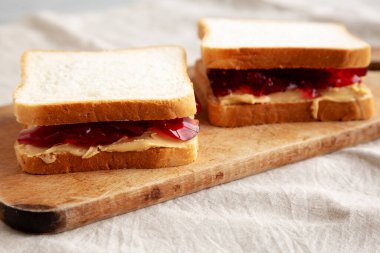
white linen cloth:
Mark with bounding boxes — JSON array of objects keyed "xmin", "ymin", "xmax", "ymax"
[{"xmin": 0, "ymin": 0, "xmax": 380, "ymax": 252}]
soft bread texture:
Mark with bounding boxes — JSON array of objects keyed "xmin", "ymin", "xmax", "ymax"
[
  {"xmin": 15, "ymin": 137, "xmax": 198, "ymax": 174},
  {"xmin": 207, "ymin": 96, "xmax": 375, "ymax": 127},
  {"xmin": 198, "ymin": 18, "xmax": 370, "ymax": 69},
  {"xmin": 194, "ymin": 60, "xmax": 375, "ymax": 127},
  {"xmin": 14, "ymin": 46, "xmax": 196, "ymax": 125}
]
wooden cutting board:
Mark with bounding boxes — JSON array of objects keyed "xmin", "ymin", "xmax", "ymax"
[{"xmin": 1, "ymin": 72, "xmax": 380, "ymax": 234}]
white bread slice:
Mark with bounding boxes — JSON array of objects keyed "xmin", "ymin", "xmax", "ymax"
[
  {"xmin": 14, "ymin": 46, "xmax": 196, "ymax": 125},
  {"xmin": 194, "ymin": 60, "xmax": 374, "ymax": 127},
  {"xmin": 15, "ymin": 137, "xmax": 198, "ymax": 174},
  {"xmin": 198, "ymin": 18, "xmax": 370, "ymax": 69}
]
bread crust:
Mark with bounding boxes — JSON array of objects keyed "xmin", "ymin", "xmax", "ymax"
[
  {"xmin": 206, "ymin": 96, "xmax": 374, "ymax": 127},
  {"xmin": 194, "ymin": 60, "xmax": 375, "ymax": 127},
  {"xmin": 198, "ymin": 19, "xmax": 370, "ymax": 69},
  {"xmin": 14, "ymin": 97, "xmax": 196, "ymax": 126},
  {"xmin": 201, "ymin": 47, "xmax": 370, "ymax": 70},
  {"xmin": 15, "ymin": 47, "xmax": 196, "ymax": 125},
  {"xmin": 15, "ymin": 138, "xmax": 198, "ymax": 174}
]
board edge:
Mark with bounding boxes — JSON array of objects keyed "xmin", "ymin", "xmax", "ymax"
[{"xmin": 0, "ymin": 202, "xmax": 66, "ymax": 234}]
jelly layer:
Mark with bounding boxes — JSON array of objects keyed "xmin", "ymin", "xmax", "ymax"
[
  {"xmin": 18, "ymin": 117, "xmax": 199, "ymax": 148},
  {"xmin": 207, "ymin": 68, "xmax": 367, "ymax": 99}
]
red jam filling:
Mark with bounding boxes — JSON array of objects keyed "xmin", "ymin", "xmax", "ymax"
[
  {"xmin": 18, "ymin": 117, "xmax": 199, "ymax": 148},
  {"xmin": 207, "ymin": 68, "xmax": 367, "ymax": 99}
]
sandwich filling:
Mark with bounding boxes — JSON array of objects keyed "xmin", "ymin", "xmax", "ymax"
[
  {"xmin": 205, "ymin": 67, "xmax": 371, "ymax": 118},
  {"xmin": 207, "ymin": 68, "xmax": 367, "ymax": 99},
  {"xmin": 17, "ymin": 117, "xmax": 199, "ymax": 163}
]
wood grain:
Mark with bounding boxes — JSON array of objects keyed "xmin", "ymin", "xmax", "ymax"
[
  {"xmin": 369, "ymin": 47, "xmax": 380, "ymax": 70},
  {"xmin": 0, "ymin": 73, "xmax": 380, "ymax": 234}
]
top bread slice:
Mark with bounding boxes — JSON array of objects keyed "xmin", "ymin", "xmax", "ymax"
[
  {"xmin": 14, "ymin": 46, "xmax": 196, "ymax": 126},
  {"xmin": 198, "ymin": 18, "xmax": 370, "ymax": 69}
]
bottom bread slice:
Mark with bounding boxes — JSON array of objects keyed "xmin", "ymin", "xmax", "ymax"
[
  {"xmin": 15, "ymin": 138, "xmax": 198, "ymax": 174},
  {"xmin": 194, "ymin": 60, "xmax": 375, "ymax": 127},
  {"xmin": 207, "ymin": 96, "xmax": 374, "ymax": 127}
]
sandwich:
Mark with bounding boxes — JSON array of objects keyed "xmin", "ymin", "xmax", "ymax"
[
  {"xmin": 195, "ymin": 18, "xmax": 375, "ymax": 127},
  {"xmin": 14, "ymin": 46, "xmax": 199, "ymax": 174}
]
